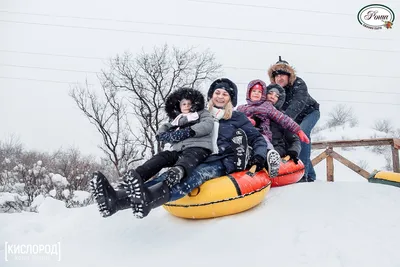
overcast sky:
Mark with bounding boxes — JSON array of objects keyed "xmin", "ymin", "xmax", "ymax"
[{"xmin": 1, "ymin": 0, "xmax": 399, "ymax": 159}]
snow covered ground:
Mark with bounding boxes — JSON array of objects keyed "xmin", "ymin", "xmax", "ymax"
[
  {"xmin": 1, "ymin": 125, "xmax": 399, "ymax": 267},
  {"xmin": 1, "ymin": 182, "xmax": 400, "ymax": 267}
]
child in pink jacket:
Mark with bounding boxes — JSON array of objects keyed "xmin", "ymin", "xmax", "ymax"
[{"xmin": 237, "ymin": 79, "xmax": 309, "ymax": 176}]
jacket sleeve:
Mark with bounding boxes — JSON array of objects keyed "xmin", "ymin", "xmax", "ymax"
[
  {"xmin": 284, "ymin": 130, "xmax": 301, "ymax": 155},
  {"xmin": 236, "ymin": 104, "xmax": 245, "ymax": 113},
  {"xmin": 157, "ymin": 122, "xmax": 173, "ymax": 134},
  {"xmin": 236, "ymin": 112, "xmax": 268, "ymax": 160},
  {"xmin": 253, "ymin": 103, "xmax": 301, "ymax": 135},
  {"xmin": 190, "ymin": 110, "xmax": 214, "ymax": 137},
  {"xmin": 284, "ymin": 78, "xmax": 310, "ymax": 120},
  {"xmin": 267, "ymin": 106, "xmax": 301, "ymax": 134}
]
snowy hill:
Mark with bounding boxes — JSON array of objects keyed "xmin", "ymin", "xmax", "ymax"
[
  {"xmin": 1, "ymin": 182, "xmax": 400, "ymax": 267},
  {"xmin": 1, "ymin": 124, "xmax": 400, "ymax": 267}
]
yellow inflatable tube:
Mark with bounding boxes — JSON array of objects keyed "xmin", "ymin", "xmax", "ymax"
[
  {"xmin": 368, "ymin": 170, "xmax": 400, "ymax": 188},
  {"xmin": 163, "ymin": 166, "xmax": 272, "ymax": 219}
]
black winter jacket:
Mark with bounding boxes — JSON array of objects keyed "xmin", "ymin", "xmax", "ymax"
[
  {"xmin": 282, "ymin": 77, "xmax": 319, "ymax": 124},
  {"xmin": 205, "ymin": 111, "xmax": 268, "ymax": 174}
]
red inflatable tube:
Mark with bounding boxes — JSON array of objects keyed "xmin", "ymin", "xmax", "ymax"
[{"xmin": 270, "ymin": 158, "xmax": 305, "ymax": 187}]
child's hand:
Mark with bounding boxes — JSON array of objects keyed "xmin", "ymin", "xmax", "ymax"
[{"xmin": 297, "ymin": 130, "xmax": 310, "ymax": 144}]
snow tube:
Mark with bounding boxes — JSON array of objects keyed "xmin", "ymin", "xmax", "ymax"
[
  {"xmin": 270, "ymin": 157, "xmax": 305, "ymax": 187},
  {"xmin": 368, "ymin": 170, "xmax": 400, "ymax": 188},
  {"xmin": 163, "ymin": 166, "xmax": 271, "ymax": 219}
]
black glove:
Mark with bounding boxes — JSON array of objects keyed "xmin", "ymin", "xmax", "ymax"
[
  {"xmin": 286, "ymin": 150, "xmax": 299, "ymax": 164},
  {"xmin": 247, "ymin": 155, "xmax": 265, "ymax": 172},
  {"xmin": 252, "ymin": 116, "xmax": 262, "ymax": 128}
]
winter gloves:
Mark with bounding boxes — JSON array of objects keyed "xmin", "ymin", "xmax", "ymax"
[
  {"xmin": 157, "ymin": 127, "xmax": 195, "ymax": 143},
  {"xmin": 247, "ymin": 155, "xmax": 265, "ymax": 172},
  {"xmin": 286, "ymin": 150, "xmax": 299, "ymax": 164},
  {"xmin": 297, "ymin": 130, "xmax": 310, "ymax": 144}
]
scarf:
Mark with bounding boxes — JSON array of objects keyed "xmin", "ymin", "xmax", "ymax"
[
  {"xmin": 171, "ymin": 112, "xmax": 199, "ymax": 127},
  {"xmin": 210, "ymin": 106, "xmax": 225, "ymax": 154}
]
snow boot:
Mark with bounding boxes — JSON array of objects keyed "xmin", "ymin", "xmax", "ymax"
[
  {"xmin": 124, "ymin": 169, "xmax": 171, "ymax": 219},
  {"xmin": 165, "ymin": 166, "xmax": 185, "ymax": 187},
  {"xmin": 90, "ymin": 171, "xmax": 131, "ymax": 217},
  {"xmin": 266, "ymin": 149, "xmax": 281, "ymax": 178}
]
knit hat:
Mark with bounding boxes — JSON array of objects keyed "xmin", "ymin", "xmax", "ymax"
[
  {"xmin": 250, "ymin": 83, "xmax": 263, "ymax": 93},
  {"xmin": 208, "ymin": 78, "xmax": 238, "ymax": 107},
  {"xmin": 268, "ymin": 88, "xmax": 280, "ymax": 96},
  {"xmin": 266, "ymin": 83, "xmax": 286, "ymax": 109}
]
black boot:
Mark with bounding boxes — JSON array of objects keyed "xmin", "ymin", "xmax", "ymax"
[
  {"xmin": 165, "ymin": 166, "xmax": 185, "ymax": 187},
  {"xmin": 125, "ymin": 170, "xmax": 171, "ymax": 219},
  {"xmin": 90, "ymin": 171, "xmax": 131, "ymax": 217}
]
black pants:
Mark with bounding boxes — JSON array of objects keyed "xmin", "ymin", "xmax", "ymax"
[{"xmin": 135, "ymin": 147, "xmax": 211, "ymax": 182}]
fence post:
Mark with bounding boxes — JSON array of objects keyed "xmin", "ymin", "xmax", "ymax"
[
  {"xmin": 326, "ymin": 147, "xmax": 334, "ymax": 182},
  {"xmin": 392, "ymin": 146, "xmax": 399, "ymax": 173}
]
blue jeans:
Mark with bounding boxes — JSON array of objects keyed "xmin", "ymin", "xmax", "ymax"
[
  {"xmin": 299, "ymin": 110, "xmax": 320, "ymax": 181},
  {"xmin": 145, "ymin": 160, "xmax": 226, "ymax": 201}
]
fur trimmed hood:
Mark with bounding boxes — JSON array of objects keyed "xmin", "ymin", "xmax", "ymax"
[
  {"xmin": 267, "ymin": 56, "xmax": 297, "ymax": 86},
  {"xmin": 266, "ymin": 83, "xmax": 286, "ymax": 110},
  {"xmin": 164, "ymin": 87, "xmax": 205, "ymax": 120}
]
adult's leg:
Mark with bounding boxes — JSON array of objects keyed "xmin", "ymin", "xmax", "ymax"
[
  {"xmin": 166, "ymin": 148, "xmax": 211, "ymax": 186},
  {"xmin": 299, "ymin": 110, "xmax": 320, "ymax": 181},
  {"xmin": 125, "ymin": 160, "xmax": 226, "ymax": 218},
  {"xmin": 169, "ymin": 160, "xmax": 226, "ymax": 201},
  {"xmin": 147, "ymin": 160, "xmax": 226, "ymax": 201}
]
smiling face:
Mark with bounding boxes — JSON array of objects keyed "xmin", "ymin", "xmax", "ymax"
[
  {"xmin": 274, "ymin": 74, "xmax": 289, "ymax": 88},
  {"xmin": 250, "ymin": 88, "xmax": 262, "ymax": 101},
  {"xmin": 211, "ymin": 88, "xmax": 231, "ymax": 108},
  {"xmin": 180, "ymin": 99, "xmax": 192, "ymax": 114},
  {"xmin": 266, "ymin": 91, "xmax": 279, "ymax": 104}
]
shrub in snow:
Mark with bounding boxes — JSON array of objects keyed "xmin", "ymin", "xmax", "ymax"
[
  {"xmin": 0, "ymin": 192, "xmax": 29, "ymax": 213},
  {"xmin": 326, "ymin": 104, "xmax": 358, "ymax": 128},
  {"xmin": 66, "ymin": 190, "xmax": 94, "ymax": 208}
]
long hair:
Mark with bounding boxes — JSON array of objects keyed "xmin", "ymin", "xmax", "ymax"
[{"xmin": 207, "ymin": 99, "xmax": 233, "ymax": 120}]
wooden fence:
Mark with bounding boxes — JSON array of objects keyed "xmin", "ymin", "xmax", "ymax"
[{"xmin": 311, "ymin": 138, "xmax": 400, "ymax": 181}]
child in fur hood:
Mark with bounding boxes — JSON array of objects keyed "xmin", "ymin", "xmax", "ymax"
[
  {"xmin": 236, "ymin": 80, "xmax": 310, "ymax": 175},
  {"xmin": 133, "ymin": 87, "xmax": 214, "ymax": 187}
]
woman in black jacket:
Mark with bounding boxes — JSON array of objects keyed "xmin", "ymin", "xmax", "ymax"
[{"xmin": 90, "ymin": 79, "xmax": 269, "ymax": 219}]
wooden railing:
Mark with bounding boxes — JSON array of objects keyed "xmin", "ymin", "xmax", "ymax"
[{"xmin": 311, "ymin": 138, "xmax": 400, "ymax": 181}]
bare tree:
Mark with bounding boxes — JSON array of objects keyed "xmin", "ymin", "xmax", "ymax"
[
  {"xmin": 326, "ymin": 104, "xmax": 358, "ymax": 128},
  {"xmin": 71, "ymin": 44, "xmax": 221, "ymax": 173},
  {"xmin": 70, "ymin": 82, "xmax": 141, "ymax": 176},
  {"xmin": 102, "ymin": 44, "xmax": 222, "ymax": 155},
  {"xmin": 0, "ymin": 134, "xmax": 23, "ymax": 163}
]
